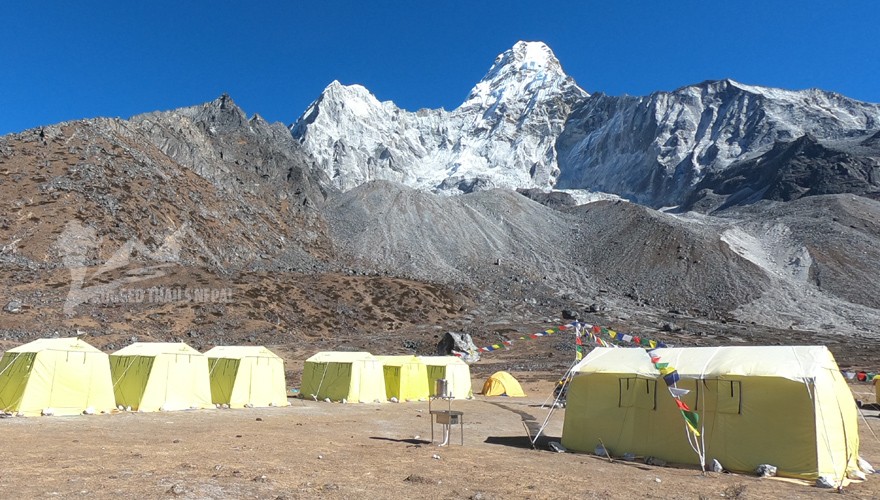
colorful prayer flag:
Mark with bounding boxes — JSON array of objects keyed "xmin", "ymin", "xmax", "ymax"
[
  {"xmin": 663, "ymin": 371, "xmax": 680, "ymax": 386},
  {"xmin": 668, "ymin": 387, "xmax": 690, "ymax": 397}
]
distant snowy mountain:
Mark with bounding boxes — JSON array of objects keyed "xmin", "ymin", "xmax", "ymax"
[
  {"xmin": 556, "ymin": 79, "xmax": 880, "ymax": 206},
  {"xmin": 291, "ymin": 41, "xmax": 587, "ymax": 194},
  {"xmin": 291, "ymin": 41, "xmax": 880, "ymax": 206}
]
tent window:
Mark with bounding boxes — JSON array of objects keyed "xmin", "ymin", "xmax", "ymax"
[
  {"xmin": 701, "ymin": 379, "xmax": 742, "ymax": 415},
  {"xmin": 618, "ymin": 377, "xmax": 657, "ymax": 410},
  {"xmin": 716, "ymin": 380, "xmax": 742, "ymax": 415}
]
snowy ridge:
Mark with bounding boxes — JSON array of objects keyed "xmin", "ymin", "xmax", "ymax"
[
  {"xmin": 292, "ymin": 41, "xmax": 587, "ymax": 194},
  {"xmin": 292, "ymin": 42, "xmax": 880, "ymax": 206},
  {"xmin": 556, "ymin": 79, "xmax": 880, "ymax": 206}
]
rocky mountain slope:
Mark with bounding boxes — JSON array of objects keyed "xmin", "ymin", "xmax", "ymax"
[
  {"xmin": 0, "ymin": 96, "xmax": 333, "ymax": 273},
  {"xmin": 682, "ymin": 133, "xmax": 880, "ymax": 212},
  {"xmin": 557, "ymin": 80, "xmax": 880, "ymax": 206}
]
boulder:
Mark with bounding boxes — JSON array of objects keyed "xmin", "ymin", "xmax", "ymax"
[{"xmin": 436, "ymin": 331, "xmax": 480, "ymax": 363}]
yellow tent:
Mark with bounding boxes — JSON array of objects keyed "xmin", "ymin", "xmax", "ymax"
[
  {"xmin": 110, "ymin": 342, "xmax": 212, "ymax": 412},
  {"xmin": 481, "ymin": 371, "xmax": 526, "ymax": 397},
  {"xmin": 420, "ymin": 356, "xmax": 473, "ymax": 399},
  {"xmin": 205, "ymin": 346, "xmax": 289, "ymax": 408},
  {"xmin": 0, "ymin": 337, "xmax": 116, "ymax": 416},
  {"xmin": 300, "ymin": 352, "xmax": 386, "ymax": 403},
  {"xmin": 376, "ymin": 355, "xmax": 430, "ymax": 402},
  {"xmin": 562, "ymin": 346, "xmax": 861, "ymax": 483}
]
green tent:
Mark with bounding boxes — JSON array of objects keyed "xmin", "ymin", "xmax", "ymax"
[
  {"xmin": 419, "ymin": 356, "xmax": 473, "ymax": 399},
  {"xmin": 0, "ymin": 337, "xmax": 116, "ymax": 416},
  {"xmin": 206, "ymin": 346, "xmax": 289, "ymax": 408},
  {"xmin": 300, "ymin": 351, "xmax": 386, "ymax": 403},
  {"xmin": 562, "ymin": 346, "xmax": 861, "ymax": 483},
  {"xmin": 376, "ymin": 355, "xmax": 430, "ymax": 402},
  {"xmin": 110, "ymin": 342, "xmax": 212, "ymax": 412}
]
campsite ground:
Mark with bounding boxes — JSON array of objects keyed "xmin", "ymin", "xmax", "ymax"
[{"xmin": 2, "ymin": 375, "xmax": 879, "ymax": 499}]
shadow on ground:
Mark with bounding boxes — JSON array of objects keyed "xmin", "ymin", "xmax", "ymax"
[
  {"xmin": 484, "ymin": 434, "xmax": 560, "ymax": 450},
  {"xmin": 369, "ymin": 437, "xmax": 431, "ymax": 445}
]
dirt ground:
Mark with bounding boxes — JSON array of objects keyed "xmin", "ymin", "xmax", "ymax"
[{"xmin": 2, "ymin": 376, "xmax": 879, "ymax": 499}]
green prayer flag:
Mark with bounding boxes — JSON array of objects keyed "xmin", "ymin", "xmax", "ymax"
[{"xmin": 681, "ymin": 410, "xmax": 699, "ymax": 429}]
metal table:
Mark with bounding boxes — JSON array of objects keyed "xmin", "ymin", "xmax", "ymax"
[{"xmin": 430, "ymin": 409, "xmax": 464, "ymax": 446}]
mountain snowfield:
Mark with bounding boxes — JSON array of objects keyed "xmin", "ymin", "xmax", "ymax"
[{"xmin": 292, "ymin": 41, "xmax": 880, "ymax": 206}]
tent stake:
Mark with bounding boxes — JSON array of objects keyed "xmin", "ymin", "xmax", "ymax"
[
  {"xmin": 598, "ymin": 438, "xmax": 613, "ymax": 463},
  {"xmin": 522, "ymin": 421, "xmax": 536, "ymax": 450}
]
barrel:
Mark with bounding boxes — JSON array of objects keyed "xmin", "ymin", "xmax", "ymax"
[{"xmin": 435, "ymin": 378, "xmax": 449, "ymax": 398}]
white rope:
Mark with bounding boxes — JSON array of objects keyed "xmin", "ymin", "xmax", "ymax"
[
  {"xmin": 0, "ymin": 352, "xmax": 24, "ymax": 380},
  {"xmin": 793, "ymin": 347, "xmax": 844, "ymax": 486},
  {"xmin": 834, "ymin": 384, "xmax": 854, "ymax": 490},
  {"xmin": 110, "ymin": 356, "xmax": 138, "ymax": 389},
  {"xmin": 694, "ymin": 349, "xmax": 722, "ymax": 472},
  {"xmin": 0, "ymin": 352, "xmax": 26, "ymax": 413},
  {"xmin": 531, "ymin": 344, "xmax": 622, "ymax": 446},
  {"xmin": 857, "ymin": 406, "xmax": 880, "ymax": 443},
  {"xmin": 531, "ymin": 360, "xmax": 580, "ymax": 445},
  {"xmin": 311, "ymin": 362, "xmax": 331, "ymax": 400}
]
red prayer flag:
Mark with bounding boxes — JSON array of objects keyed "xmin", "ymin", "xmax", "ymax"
[{"xmin": 675, "ymin": 399, "xmax": 690, "ymax": 411}]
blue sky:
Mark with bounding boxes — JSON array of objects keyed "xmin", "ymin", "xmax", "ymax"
[{"xmin": 2, "ymin": 1, "xmax": 878, "ymax": 135}]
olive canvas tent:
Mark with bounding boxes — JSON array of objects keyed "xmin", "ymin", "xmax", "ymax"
[
  {"xmin": 562, "ymin": 346, "xmax": 861, "ymax": 482},
  {"xmin": 300, "ymin": 352, "xmax": 386, "ymax": 403},
  {"xmin": 110, "ymin": 342, "xmax": 212, "ymax": 412},
  {"xmin": 205, "ymin": 346, "xmax": 289, "ymax": 408},
  {"xmin": 481, "ymin": 371, "xmax": 526, "ymax": 397},
  {"xmin": 376, "ymin": 355, "xmax": 430, "ymax": 402},
  {"xmin": 0, "ymin": 337, "xmax": 116, "ymax": 416},
  {"xmin": 420, "ymin": 356, "xmax": 473, "ymax": 399}
]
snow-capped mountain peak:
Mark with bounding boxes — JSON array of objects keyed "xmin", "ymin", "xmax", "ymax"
[
  {"xmin": 483, "ymin": 41, "xmax": 563, "ymax": 81},
  {"xmin": 459, "ymin": 40, "xmax": 586, "ymax": 113},
  {"xmin": 292, "ymin": 41, "xmax": 589, "ymax": 193}
]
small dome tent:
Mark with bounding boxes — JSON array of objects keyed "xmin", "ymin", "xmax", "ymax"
[
  {"xmin": 300, "ymin": 351, "xmax": 386, "ymax": 403},
  {"xmin": 481, "ymin": 371, "xmax": 526, "ymax": 397},
  {"xmin": 110, "ymin": 342, "xmax": 212, "ymax": 412},
  {"xmin": 0, "ymin": 337, "xmax": 116, "ymax": 416},
  {"xmin": 206, "ymin": 346, "xmax": 289, "ymax": 408}
]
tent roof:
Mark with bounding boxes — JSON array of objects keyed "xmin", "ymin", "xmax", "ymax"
[
  {"xmin": 375, "ymin": 355, "xmax": 423, "ymax": 366},
  {"xmin": 574, "ymin": 346, "xmax": 840, "ymax": 382},
  {"xmin": 7, "ymin": 337, "xmax": 102, "ymax": 354},
  {"xmin": 112, "ymin": 342, "xmax": 202, "ymax": 357},
  {"xmin": 419, "ymin": 356, "xmax": 469, "ymax": 367},
  {"xmin": 204, "ymin": 346, "xmax": 281, "ymax": 359},
  {"xmin": 305, "ymin": 351, "xmax": 377, "ymax": 363},
  {"xmin": 419, "ymin": 356, "xmax": 467, "ymax": 366}
]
